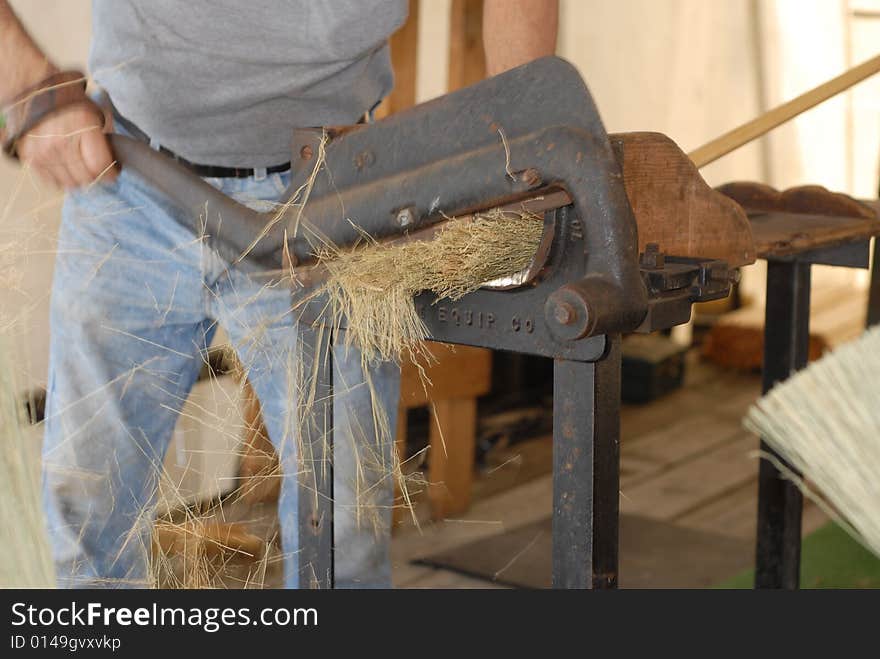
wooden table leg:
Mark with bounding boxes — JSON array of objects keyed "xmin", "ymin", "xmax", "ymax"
[
  {"xmin": 428, "ymin": 397, "xmax": 477, "ymax": 520},
  {"xmin": 392, "ymin": 405, "xmax": 408, "ymax": 527}
]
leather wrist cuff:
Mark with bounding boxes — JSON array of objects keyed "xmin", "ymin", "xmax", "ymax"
[{"xmin": 1, "ymin": 70, "xmax": 103, "ymax": 158}]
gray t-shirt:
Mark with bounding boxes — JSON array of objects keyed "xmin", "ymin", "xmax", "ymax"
[{"xmin": 89, "ymin": 0, "xmax": 408, "ymax": 167}]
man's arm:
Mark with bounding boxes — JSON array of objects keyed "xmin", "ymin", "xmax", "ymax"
[
  {"xmin": 483, "ymin": 0, "xmax": 558, "ymax": 77},
  {"xmin": 0, "ymin": 1, "xmax": 56, "ymax": 100},
  {"xmin": 0, "ymin": 0, "xmax": 114, "ymax": 189}
]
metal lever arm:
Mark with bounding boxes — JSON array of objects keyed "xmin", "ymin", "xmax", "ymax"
[
  {"xmin": 109, "ymin": 134, "xmax": 282, "ymax": 269},
  {"xmin": 109, "ymin": 56, "xmax": 648, "ymax": 337}
]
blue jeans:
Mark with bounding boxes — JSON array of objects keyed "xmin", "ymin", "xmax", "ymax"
[{"xmin": 42, "ymin": 157, "xmax": 399, "ymax": 588}]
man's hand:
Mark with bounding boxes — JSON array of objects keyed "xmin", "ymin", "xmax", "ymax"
[
  {"xmin": 16, "ymin": 103, "xmax": 116, "ymax": 190},
  {"xmin": 1, "ymin": 0, "xmax": 115, "ymax": 189}
]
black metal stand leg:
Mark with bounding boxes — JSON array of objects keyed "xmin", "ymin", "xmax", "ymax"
[
  {"xmin": 868, "ymin": 238, "xmax": 880, "ymax": 328},
  {"xmin": 755, "ymin": 260, "xmax": 811, "ymax": 589},
  {"xmin": 296, "ymin": 324, "xmax": 334, "ymax": 589},
  {"xmin": 552, "ymin": 335, "xmax": 621, "ymax": 589},
  {"xmin": 591, "ymin": 336, "xmax": 621, "ymax": 588}
]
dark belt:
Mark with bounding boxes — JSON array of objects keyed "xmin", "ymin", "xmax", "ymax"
[{"xmin": 111, "ymin": 110, "xmax": 291, "ymax": 179}]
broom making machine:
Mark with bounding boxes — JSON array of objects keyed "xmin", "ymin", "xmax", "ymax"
[{"xmin": 109, "ymin": 57, "xmax": 880, "ymax": 589}]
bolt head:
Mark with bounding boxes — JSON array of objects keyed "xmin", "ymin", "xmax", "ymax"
[
  {"xmin": 396, "ymin": 208, "xmax": 414, "ymax": 228},
  {"xmin": 519, "ymin": 168, "xmax": 542, "ymax": 188},
  {"xmin": 300, "ymin": 145, "xmax": 313, "ymax": 160},
  {"xmin": 640, "ymin": 244, "xmax": 665, "ymax": 269},
  {"xmin": 545, "ymin": 289, "xmax": 593, "ymax": 341},
  {"xmin": 554, "ymin": 302, "xmax": 575, "ymax": 325}
]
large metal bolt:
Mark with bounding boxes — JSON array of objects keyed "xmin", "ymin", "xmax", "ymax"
[
  {"xmin": 640, "ymin": 242, "xmax": 665, "ymax": 269},
  {"xmin": 545, "ymin": 286, "xmax": 594, "ymax": 341},
  {"xmin": 519, "ymin": 168, "xmax": 542, "ymax": 188},
  {"xmin": 354, "ymin": 150, "xmax": 376, "ymax": 170},
  {"xmin": 553, "ymin": 302, "xmax": 576, "ymax": 325},
  {"xmin": 396, "ymin": 207, "xmax": 415, "ymax": 228}
]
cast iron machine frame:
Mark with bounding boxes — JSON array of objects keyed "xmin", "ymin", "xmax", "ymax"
[{"xmin": 111, "ymin": 57, "xmax": 743, "ymax": 588}]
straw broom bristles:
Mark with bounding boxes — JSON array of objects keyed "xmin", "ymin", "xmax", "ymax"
[
  {"xmin": 314, "ymin": 209, "xmax": 545, "ymax": 365},
  {"xmin": 0, "ymin": 334, "xmax": 56, "ymax": 587},
  {"xmin": 292, "ymin": 208, "xmax": 546, "ymax": 532},
  {"xmin": 744, "ymin": 325, "xmax": 880, "ymax": 558}
]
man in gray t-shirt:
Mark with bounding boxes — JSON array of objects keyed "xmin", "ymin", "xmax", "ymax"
[
  {"xmin": 0, "ymin": 0, "xmax": 558, "ymax": 588},
  {"xmin": 90, "ymin": 0, "xmax": 407, "ymax": 167}
]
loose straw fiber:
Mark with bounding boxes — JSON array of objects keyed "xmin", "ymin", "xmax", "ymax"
[
  {"xmin": 0, "ymin": 335, "xmax": 55, "ymax": 587},
  {"xmin": 315, "ymin": 209, "xmax": 544, "ymax": 364},
  {"xmin": 744, "ymin": 325, "xmax": 880, "ymax": 558}
]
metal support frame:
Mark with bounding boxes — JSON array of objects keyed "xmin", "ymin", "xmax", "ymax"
[
  {"xmin": 297, "ymin": 326, "xmax": 624, "ymax": 590},
  {"xmin": 755, "ymin": 238, "xmax": 872, "ymax": 589},
  {"xmin": 296, "ymin": 323, "xmax": 334, "ymax": 589},
  {"xmin": 869, "ymin": 238, "xmax": 880, "ymax": 327},
  {"xmin": 291, "ymin": 217, "xmax": 725, "ymax": 589},
  {"xmin": 297, "ymin": 326, "xmax": 625, "ymax": 590},
  {"xmin": 754, "ymin": 259, "xmax": 811, "ymax": 589},
  {"xmin": 552, "ymin": 336, "xmax": 622, "ymax": 589}
]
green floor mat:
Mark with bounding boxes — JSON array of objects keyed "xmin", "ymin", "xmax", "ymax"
[{"xmin": 718, "ymin": 522, "xmax": 880, "ymax": 589}]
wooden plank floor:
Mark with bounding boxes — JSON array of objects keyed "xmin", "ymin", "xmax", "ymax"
[
  {"xmin": 178, "ymin": 350, "xmax": 826, "ymax": 588},
  {"xmin": 392, "ymin": 351, "xmax": 828, "ymax": 588}
]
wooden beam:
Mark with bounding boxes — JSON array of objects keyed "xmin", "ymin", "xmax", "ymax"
[
  {"xmin": 399, "ymin": 343, "xmax": 492, "ymax": 407},
  {"xmin": 398, "ymin": 344, "xmax": 491, "ymax": 522},
  {"xmin": 428, "ymin": 397, "xmax": 479, "ymax": 520},
  {"xmin": 611, "ymin": 132, "xmax": 756, "ymax": 268},
  {"xmin": 375, "ymin": 0, "xmax": 420, "ymax": 119}
]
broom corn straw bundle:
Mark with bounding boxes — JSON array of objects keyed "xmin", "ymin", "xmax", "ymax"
[{"xmin": 310, "ymin": 209, "xmax": 544, "ymax": 366}]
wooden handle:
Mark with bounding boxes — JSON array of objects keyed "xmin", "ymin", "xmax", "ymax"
[{"xmin": 688, "ymin": 54, "xmax": 880, "ymax": 169}]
